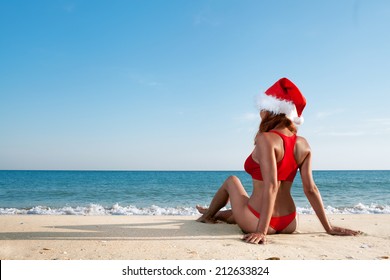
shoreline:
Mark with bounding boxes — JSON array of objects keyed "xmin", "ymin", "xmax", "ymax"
[{"xmin": 0, "ymin": 214, "xmax": 389, "ymax": 260}]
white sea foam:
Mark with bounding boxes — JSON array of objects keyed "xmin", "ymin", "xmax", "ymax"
[
  {"xmin": 0, "ymin": 203, "xmax": 200, "ymax": 216},
  {"xmin": 0, "ymin": 203, "xmax": 389, "ymax": 216},
  {"xmin": 298, "ymin": 203, "xmax": 390, "ymax": 215}
]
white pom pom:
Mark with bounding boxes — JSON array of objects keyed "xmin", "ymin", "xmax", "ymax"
[{"xmin": 293, "ymin": 116, "xmax": 304, "ymax": 125}]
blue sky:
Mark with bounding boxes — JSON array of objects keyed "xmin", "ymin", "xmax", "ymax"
[{"xmin": 1, "ymin": 0, "xmax": 390, "ymax": 170}]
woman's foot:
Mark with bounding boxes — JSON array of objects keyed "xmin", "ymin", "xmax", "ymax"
[
  {"xmin": 196, "ymin": 205, "xmax": 235, "ymax": 224},
  {"xmin": 196, "ymin": 215, "xmax": 217, "ymax": 224},
  {"xmin": 196, "ymin": 205, "xmax": 208, "ymax": 214},
  {"xmin": 196, "ymin": 205, "xmax": 217, "ymax": 223}
]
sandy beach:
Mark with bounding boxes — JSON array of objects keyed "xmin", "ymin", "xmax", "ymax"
[{"xmin": 0, "ymin": 214, "xmax": 389, "ymax": 260}]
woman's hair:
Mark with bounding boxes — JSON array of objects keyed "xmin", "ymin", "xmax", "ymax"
[{"xmin": 258, "ymin": 110, "xmax": 297, "ymax": 134}]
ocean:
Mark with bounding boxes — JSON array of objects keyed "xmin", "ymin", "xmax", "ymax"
[{"xmin": 0, "ymin": 170, "xmax": 389, "ymax": 215}]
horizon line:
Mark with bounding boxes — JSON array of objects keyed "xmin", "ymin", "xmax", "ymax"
[{"xmin": 1, "ymin": 169, "xmax": 389, "ymax": 172}]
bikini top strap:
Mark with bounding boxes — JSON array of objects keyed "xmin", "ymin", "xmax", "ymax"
[
  {"xmin": 269, "ymin": 131, "xmax": 297, "ymax": 149},
  {"xmin": 269, "ymin": 130, "xmax": 296, "ymax": 139},
  {"xmin": 269, "ymin": 130, "xmax": 286, "ymax": 138}
]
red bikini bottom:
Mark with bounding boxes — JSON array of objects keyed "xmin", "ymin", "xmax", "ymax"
[{"xmin": 247, "ymin": 204, "xmax": 296, "ymax": 232}]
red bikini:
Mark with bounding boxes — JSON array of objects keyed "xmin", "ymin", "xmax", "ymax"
[
  {"xmin": 244, "ymin": 131, "xmax": 298, "ymax": 182},
  {"xmin": 247, "ymin": 204, "xmax": 297, "ymax": 232},
  {"xmin": 244, "ymin": 130, "xmax": 298, "ymax": 232}
]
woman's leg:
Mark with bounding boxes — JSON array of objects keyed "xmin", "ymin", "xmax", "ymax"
[
  {"xmin": 196, "ymin": 206, "xmax": 236, "ymax": 224},
  {"xmin": 197, "ymin": 176, "xmax": 286, "ymax": 235},
  {"xmin": 197, "ymin": 176, "xmax": 253, "ymax": 227}
]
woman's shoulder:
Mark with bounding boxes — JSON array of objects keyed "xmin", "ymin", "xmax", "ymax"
[
  {"xmin": 295, "ymin": 135, "xmax": 312, "ymax": 160},
  {"xmin": 255, "ymin": 131, "xmax": 282, "ymax": 143},
  {"xmin": 296, "ymin": 135, "xmax": 310, "ymax": 147},
  {"xmin": 254, "ymin": 132, "xmax": 277, "ymax": 152}
]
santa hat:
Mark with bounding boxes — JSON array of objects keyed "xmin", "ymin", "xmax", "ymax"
[{"xmin": 257, "ymin": 77, "xmax": 306, "ymax": 125}]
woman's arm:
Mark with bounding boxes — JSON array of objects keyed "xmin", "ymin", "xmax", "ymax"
[
  {"xmin": 244, "ymin": 133, "xmax": 279, "ymax": 244},
  {"xmin": 299, "ymin": 149, "xmax": 332, "ymax": 232},
  {"xmin": 299, "ymin": 140, "xmax": 360, "ymax": 236}
]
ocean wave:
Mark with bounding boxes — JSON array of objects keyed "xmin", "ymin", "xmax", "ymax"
[
  {"xmin": 0, "ymin": 203, "xmax": 199, "ymax": 216},
  {"xmin": 1, "ymin": 203, "xmax": 389, "ymax": 216},
  {"xmin": 298, "ymin": 203, "xmax": 390, "ymax": 214}
]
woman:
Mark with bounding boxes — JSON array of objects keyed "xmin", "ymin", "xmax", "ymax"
[{"xmin": 196, "ymin": 78, "xmax": 360, "ymax": 244}]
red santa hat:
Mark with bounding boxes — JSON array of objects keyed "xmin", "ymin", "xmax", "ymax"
[{"xmin": 257, "ymin": 77, "xmax": 306, "ymax": 125}]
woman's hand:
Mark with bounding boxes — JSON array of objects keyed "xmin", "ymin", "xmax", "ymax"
[
  {"xmin": 242, "ymin": 233, "xmax": 267, "ymax": 244},
  {"xmin": 327, "ymin": 226, "xmax": 361, "ymax": 236}
]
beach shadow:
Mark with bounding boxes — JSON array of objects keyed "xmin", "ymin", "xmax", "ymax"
[{"xmin": 0, "ymin": 219, "xmax": 242, "ymax": 241}]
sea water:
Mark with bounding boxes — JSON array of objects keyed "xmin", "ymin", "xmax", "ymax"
[{"xmin": 0, "ymin": 170, "xmax": 389, "ymax": 215}]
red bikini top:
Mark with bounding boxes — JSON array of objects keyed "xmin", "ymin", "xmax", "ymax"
[{"xmin": 244, "ymin": 131, "xmax": 298, "ymax": 182}]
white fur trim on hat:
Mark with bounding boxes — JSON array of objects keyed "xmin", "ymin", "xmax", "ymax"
[{"xmin": 257, "ymin": 92, "xmax": 304, "ymax": 125}]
